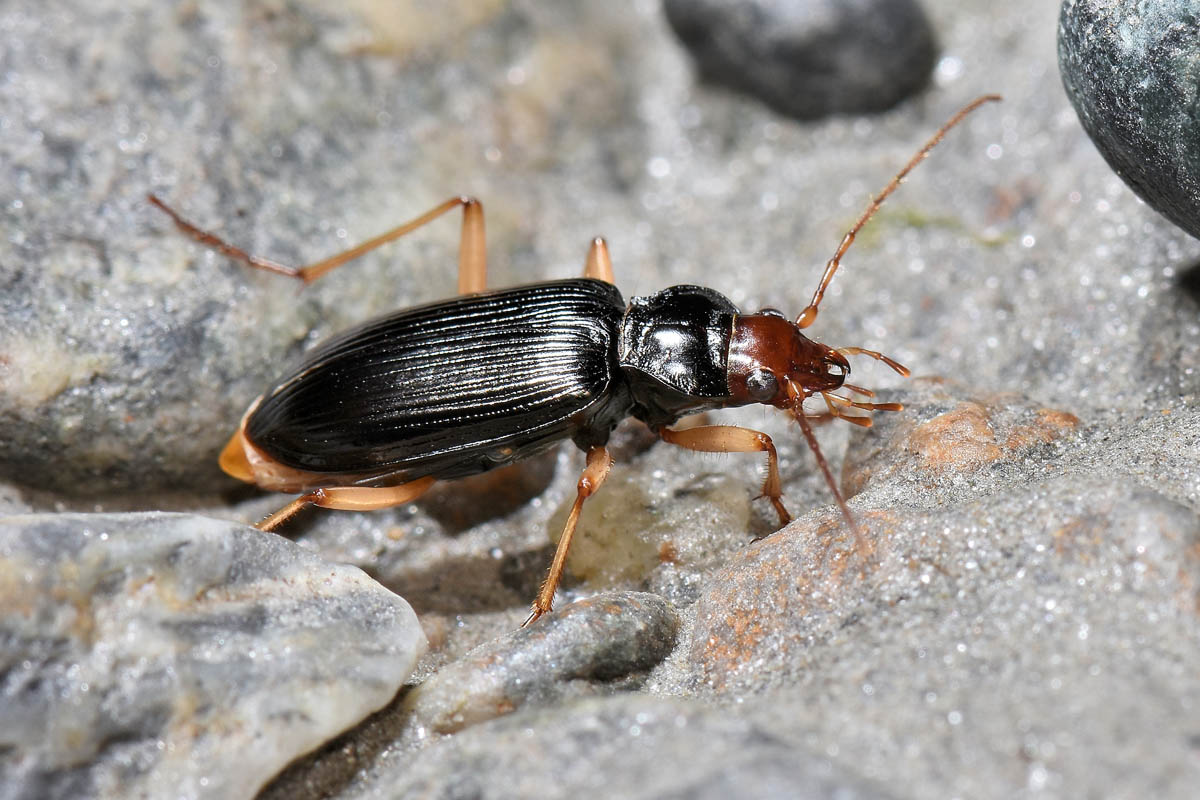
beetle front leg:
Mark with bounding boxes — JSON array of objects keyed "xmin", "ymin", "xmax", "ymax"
[
  {"xmin": 657, "ymin": 424, "xmax": 791, "ymax": 527},
  {"xmin": 148, "ymin": 194, "xmax": 488, "ymax": 292},
  {"xmin": 524, "ymin": 446, "xmax": 613, "ymax": 626},
  {"xmin": 256, "ymin": 477, "xmax": 437, "ymax": 531}
]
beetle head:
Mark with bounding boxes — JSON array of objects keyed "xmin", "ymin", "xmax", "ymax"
[{"xmin": 727, "ymin": 310, "xmax": 850, "ymax": 408}]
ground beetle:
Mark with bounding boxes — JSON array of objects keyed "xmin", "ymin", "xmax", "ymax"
[{"xmin": 152, "ymin": 95, "xmax": 999, "ymax": 624}]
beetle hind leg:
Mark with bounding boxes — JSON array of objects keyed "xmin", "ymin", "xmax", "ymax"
[
  {"xmin": 524, "ymin": 446, "xmax": 613, "ymax": 626},
  {"xmin": 256, "ymin": 477, "xmax": 437, "ymax": 531},
  {"xmin": 149, "ymin": 194, "xmax": 488, "ymax": 291}
]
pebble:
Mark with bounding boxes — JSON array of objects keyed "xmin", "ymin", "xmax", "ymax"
[
  {"xmin": 1059, "ymin": 0, "xmax": 1200, "ymax": 239},
  {"xmin": 662, "ymin": 0, "xmax": 937, "ymax": 119}
]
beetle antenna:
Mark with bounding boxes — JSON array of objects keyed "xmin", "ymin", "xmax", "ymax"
[
  {"xmin": 796, "ymin": 94, "xmax": 1001, "ymax": 329},
  {"xmin": 784, "ymin": 378, "xmax": 868, "ymax": 549},
  {"xmin": 792, "ymin": 406, "xmax": 867, "ymax": 554}
]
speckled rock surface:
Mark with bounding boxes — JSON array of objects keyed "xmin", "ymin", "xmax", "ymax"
[
  {"xmin": 664, "ymin": 0, "xmax": 937, "ymax": 119},
  {"xmin": 346, "ymin": 695, "xmax": 895, "ymax": 800},
  {"xmin": 0, "ymin": 513, "xmax": 426, "ymax": 800},
  {"xmin": 681, "ymin": 477, "xmax": 1200, "ymax": 795},
  {"xmin": 2, "ymin": 0, "xmax": 1200, "ymax": 798},
  {"xmin": 404, "ymin": 592, "xmax": 679, "ymax": 735},
  {"xmin": 1059, "ymin": 0, "xmax": 1200, "ymax": 240}
]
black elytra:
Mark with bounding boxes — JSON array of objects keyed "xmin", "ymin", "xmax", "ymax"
[{"xmin": 245, "ymin": 278, "xmax": 749, "ymax": 484}]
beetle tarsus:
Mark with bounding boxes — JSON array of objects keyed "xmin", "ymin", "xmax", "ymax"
[
  {"xmin": 257, "ymin": 492, "xmax": 318, "ymax": 531},
  {"xmin": 765, "ymin": 495, "xmax": 792, "ymax": 527}
]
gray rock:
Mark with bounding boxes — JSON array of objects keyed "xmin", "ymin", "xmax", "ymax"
[
  {"xmin": 840, "ymin": 377, "xmax": 1083, "ymax": 503},
  {"xmin": 680, "ymin": 477, "xmax": 1200, "ymax": 796},
  {"xmin": 405, "ymin": 591, "xmax": 679, "ymax": 734},
  {"xmin": 346, "ymin": 695, "xmax": 893, "ymax": 800},
  {"xmin": 0, "ymin": 512, "xmax": 426, "ymax": 800},
  {"xmin": 1059, "ymin": 0, "xmax": 1200, "ymax": 239},
  {"xmin": 663, "ymin": 0, "xmax": 937, "ymax": 119}
]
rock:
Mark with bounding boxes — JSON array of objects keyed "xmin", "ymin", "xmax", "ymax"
[
  {"xmin": 546, "ymin": 467, "xmax": 752, "ymax": 589},
  {"xmin": 0, "ymin": 513, "xmax": 426, "ymax": 800},
  {"xmin": 683, "ymin": 478, "xmax": 1200, "ymax": 794},
  {"xmin": 417, "ymin": 452, "xmax": 559, "ymax": 534},
  {"xmin": 261, "ymin": 592, "xmax": 680, "ymax": 798},
  {"xmin": 840, "ymin": 378, "xmax": 1081, "ymax": 499},
  {"xmin": 0, "ymin": 481, "xmax": 31, "ymax": 515},
  {"xmin": 1059, "ymin": 0, "xmax": 1200, "ymax": 239},
  {"xmin": 662, "ymin": 0, "xmax": 937, "ymax": 119},
  {"xmin": 346, "ymin": 695, "xmax": 894, "ymax": 800},
  {"xmin": 404, "ymin": 592, "xmax": 679, "ymax": 734}
]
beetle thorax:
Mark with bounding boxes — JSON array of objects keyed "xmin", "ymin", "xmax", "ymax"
[{"xmin": 617, "ymin": 285, "xmax": 740, "ymax": 427}]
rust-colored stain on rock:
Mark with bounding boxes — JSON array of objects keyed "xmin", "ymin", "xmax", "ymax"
[
  {"xmin": 689, "ymin": 516, "xmax": 889, "ymax": 689},
  {"xmin": 691, "ymin": 544, "xmax": 787, "ymax": 687},
  {"xmin": 906, "ymin": 401, "xmax": 1002, "ymax": 470},
  {"xmin": 695, "ymin": 605, "xmax": 772, "ymax": 688},
  {"xmin": 1004, "ymin": 408, "xmax": 1080, "ymax": 450},
  {"xmin": 906, "ymin": 402, "xmax": 1079, "ymax": 473}
]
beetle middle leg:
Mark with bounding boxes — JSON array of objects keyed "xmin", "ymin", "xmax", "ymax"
[
  {"xmin": 657, "ymin": 425, "xmax": 792, "ymax": 526},
  {"xmin": 257, "ymin": 477, "xmax": 437, "ymax": 531},
  {"xmin": 148, "ymin": 194, "xmax": 488, "ymax": 293},
  {"xmin": 525, "ymin": 445, "xmax": 613, "ymax": 627}
]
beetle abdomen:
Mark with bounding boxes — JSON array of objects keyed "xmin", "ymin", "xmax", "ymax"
[{"xmin": 246, "ymin": 279, "xmax": 630, "ymax": 480}]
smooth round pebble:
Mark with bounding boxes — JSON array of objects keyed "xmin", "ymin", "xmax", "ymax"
[
  {"xmin": 662, "ymin": 0, "xmax": 937, "ymax": 119},
  {"xmin": 1059, "ymin": 0, "xmax": 1200, "ymax": 239}
]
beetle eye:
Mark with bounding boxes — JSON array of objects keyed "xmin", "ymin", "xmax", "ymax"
[
  {"xmin": 745, "ymin": 368, "xmax": 779, "ymax": 401},
  {"xmin": 758, "ymin": 307, "xmax": 786, "ymax": 319}
]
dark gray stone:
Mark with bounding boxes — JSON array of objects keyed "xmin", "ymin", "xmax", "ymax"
[
  {"xmin": 663, "ymin": 0, "xmax": 937, "ymax": 119},
  {"xmin": 1059, "ymin": 0, "xmax": 1200, "ymax": 239}
]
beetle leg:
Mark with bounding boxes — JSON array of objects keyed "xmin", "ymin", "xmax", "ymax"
[
  {"xmin": 657, "ymin": 425, "xmax": 791, "ymax": 527},
  {"xmin": 148, "ymin": 194, "xmax": 487, "ymax": 292},
  {"xmin": 524, "ymin": 446, "xmax": 613, "ymax": 626},
  {"xmin": 256, "ymin": 476, "xmax": 437, "ymax": 531},
  {"xmin": 583, "ymin": 237, "xmax": 616, "ymax": 284}
]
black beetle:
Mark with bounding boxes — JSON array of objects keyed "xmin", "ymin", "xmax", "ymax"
[{"xmin": 151, "ymin": 95, "xmax": 998, "ymax": 624}]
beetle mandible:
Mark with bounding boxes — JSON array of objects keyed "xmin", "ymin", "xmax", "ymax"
[{"xmin": 152, "ymin": 95, "xmax": 999, "ymax": 625}]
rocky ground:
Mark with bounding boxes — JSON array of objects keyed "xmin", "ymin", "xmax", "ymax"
[{"xmin": 2, "ymin": 1, "xmax": 1198, "ymax": 799}]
